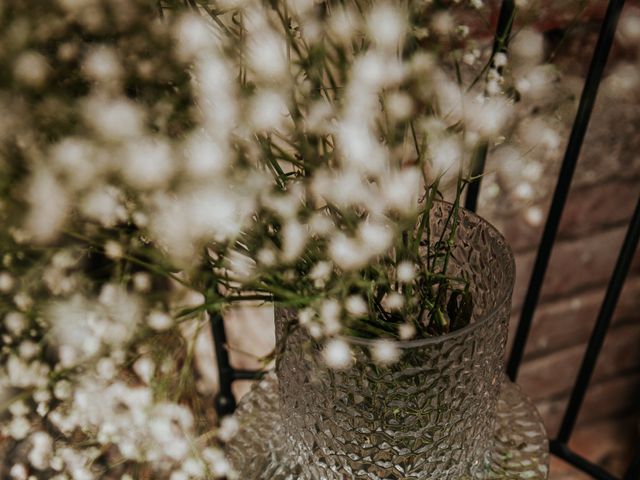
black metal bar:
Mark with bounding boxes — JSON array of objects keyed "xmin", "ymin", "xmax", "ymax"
[
  {"xmin": 506, "ymin": 0, "xmax": 626, "ymax": 381},
  {"xmin": 464, "ymin": 0, "xmax": 515, "ymax": 212},
  {"xmin": 556, "ymin": 195, "xmax": 640, "ymax": 443},
  {"xmin": 210, "ymin": 311, "xmax": 238, "ymax": 416},
  {"xmin": 233, "ymin": 369, "xmax": 265, "ymax": 380},
  {"xmin": 551, "ymin": 440, "xmax": 619, "ymax": 480},
  {"xmin": 624, "ymin": 450, "xmax": 640, "ymax": 480},
  {"xmin": 464, "ymin": 143, "xmax": 488, "ymax": 212}
]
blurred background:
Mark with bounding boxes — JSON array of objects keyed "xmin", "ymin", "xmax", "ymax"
[{"xmin": 194, "ymin": 1, "xmax": 640, "ymax": 478}]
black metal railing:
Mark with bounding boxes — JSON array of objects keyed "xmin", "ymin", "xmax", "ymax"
[{"xmin": 209, "ymin": 1, "xmax": 640, "ymax": 478}]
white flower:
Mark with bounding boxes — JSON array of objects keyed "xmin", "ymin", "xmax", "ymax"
[
  {"xmin": 0, "ymin": 272, "xmax": 15, "ymax": 293},
  {"xmin": 246, "ymin": 17, "xmax": 288, "ymax": 80},
  {"xmin": 104, "ymin": 240, "xmax": 123, "ymax": 260},
  {"xmin": 328, "ymin": 5, "xmax": 360, "ymax": 44},
  {"xmin": 371, "ymin": 339, "xmax": 401, "ymax": 365},
  {"xmin": 217, "ymin": 416, "xmax": 240, "ymax": 442},
  {"xmin": 618, "ymin": 13, "xmax": 640, "ymax": 46},
  {"xmin": 7, "ymin": 415, "xmax": 31, "ymax": 440},
  {"xmin": 83, "ymin": 45, "xmax": 122, "ymax": 82},
  {"xmin": 132, "ymin": 272, "xmax": 151, "ymax": 293},
  {"xmin": 13, "ymin": 51, "xmax": 48, "ymax": 88},
  {"xmin": 184, "ymin": 132, "xmax": 230, "ymax": 178},
  {"xmin": 281, "ymin": 220, "xmax": 307, "ymax": 262},
  {"xmin": 358, "ymin": 221, "xmax": 393, "ymax": 256},
  {"xmin": 54, "ymin": 380, "xmax": 73, "ymax": 400},
  {"xmin": 121, "ymin": 137, "xmax": 174, "ymax": 189},
  {"xmin": 133, "ymin": 357, "xmax": 155, "ymax": 385},
  {"xmin": 25, "ymin": 168, "xmax": 70, "ymax": 243},
  {"xmin": 7, "ymin": 355, "xmax": 50, "ymax": 389},
  {"xmin": 147, "ymin": 311, "xmax": 173, "ymax": 331},
  {"xmin": 310, "ymin": 261, "xmax": 332, "ymax": 287},
  {"xmin": 381, "ymin": 167, "xmax": 421, "ymax": 215},
  {"xmin": 345, "ymin": 295, "xmax": 368, "ymax": 317},
  {"xmin": 51, "ymin": 138, "xmax": 103, "ymax": 190},
  {"xmin": 511, "ymin": 28, "xmax": 544, "ymax": 64},
  {"xmin": 298, "ymin": 307, "xmax": 315, "ymax": 325},
  {"xmin": 430, "ymin": 136, "xmax": 461, "ymax": 177},
  {"xmin": 28, "ymin": 432, "xmax": 53, "ymax": 470},
  {"xmin": 320, "ymin": 299, "xmax": 341, "ymax": 335},
  {"xmin": 493, "ymin": 52, "xmax": 508, "ymax": 68},
  {"xmin": 84, "ymin": 95, "xmax": 144, "ymax": 141},
  {"xmin": 385, "ymin": 91, "xmax": 414, "ymax": 122},
  {"xmin": 81, "ymin": 186, "xmax": 125, "ymax": 227},
  {"xmin": 18, "ymin": 340, "xmax": 39, "ymax": 360},
  {"xmin": 9, "ymin": 463, "xmax": 28, "ymax": 480},
  {"xmin": 227, "ymin": 250, "xmax": 255, "ymax": 280},
  {"xmin": 366, "ymin": 3, "xmax": 406, "ymax": 51},
  {"xmin": 382, "ymin": 292, "xmax": 404, "ymax": 311},
  {"xmin": 399, "ymin": 322, "xmax": 416, "ymax": 340},
  {"xmin": 431, "ymin": 11, "xmax": 454, "ymax": 37},
  {"xmin": 5, "ymin": 311, "xmax": 27, "ymax": 336},
  {"xmin": 250, "ymin": 89, "xmax": 289, "ymax": 131},
  {"xmin": 464, "ymin": 96, "xmax": 512, "ymax": 138},
  {"xmin": 174, "ymin": 13, "xmax": 216, "ymax": 61},
  {"xmin": 322, "ymin": 338, "xmax": 353, "ymax": 369},
  {"xmin": 525, "ymin": 206, "xmax": 544, "ymax": 227},
  {"xmin": 329, "ymin": 233, "xmax": 368, "ymax": 271},
  {"xmin": 257, "ymin": 247, "xmax": 277, "ymax": 266},
  {"xmin": 397, "ymin": 261, "xmax": 416, "ymax": 282}
]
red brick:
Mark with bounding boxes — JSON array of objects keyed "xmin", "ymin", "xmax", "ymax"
[
  {"xmin": 497, "ymin": 179, "xmax": 640, "ymax": 253},
  {"xmin": 512, "ymin": 225, "xmax": 640, "ymax": 310},
  {"xmin": 508, "ymin": 275, "xmax": 640, "ymax": 358},
  {"xmin": 535, "ymin": 371, "xmax": 640, "ymax": 436},
  {"xmin": 518, "ymin": 322, "xmax": 640, "ymax": 401},
  {"xmin": 558, "ymin": 180, "xmax": 640, "ymax": 240}
]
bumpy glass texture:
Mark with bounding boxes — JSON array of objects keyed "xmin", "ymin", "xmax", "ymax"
[
  {"xmin": 225, "ymin": 373, "xmax": 549, "ymax": 480},
  {"xmin": 275, "ymin": 204, "xmax": 516, "ymax": 479}
]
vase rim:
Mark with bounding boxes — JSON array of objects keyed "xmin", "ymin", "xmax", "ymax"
[{"xmin": 342, "ymin": 202, "xmax": 516, "ymax": 349}]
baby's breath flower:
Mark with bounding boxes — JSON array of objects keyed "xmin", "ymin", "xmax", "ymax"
[
  {"xmin": 147, "ymin": 311, "xmax": 173, "ymax": 331},
  {"xmin": 0, "ymin": 271, "xmax": 15, "ymax": 293},
  {"xmin": 399, "ymin": 322, "xmax": 417, "ymax": 340},
  {"xmin": 320, "ymin": 299, "xmax": 341, "ymax": 335},
  {"xmin": 281, "ymin": 220, "xmax": 308, "ymax": 263},
  {"xmin": 366, "ymin": 3, "xmax": 407, "ymax": 51},
  {"xmin": 13, "ymin": 51, "xmax": 49, "ymax": 88},
  {"xmin": 218, "ymin": 416, "xmax": 240, "ymax": 442},
  {"xmin": 382, "ymin": 292, "xmax": 404, "ymax": 311},
  {"xmin": 397, "ymin": 261, "xmax": 416, "ymax": 283},
  {"xmin": 345, "ymin": 295, "xmax": 368, "ymax": 317},
  {"xmin": 132, "ymin": 272, "xmax": 151, "ymax": 293},
  {"xmin": 104, "ymin": 240, "xmax": 124, "ymax": 260},
  {"xmin": 310, "ymin": 261, "xmax": 332, "ymax": 287},
  {"xmin": 322, "ymin": 338, "xmax": 353, "ymax": 370},
  {"xmin": 371, "ymin": 339, "xmax": 401, "ymax": 365}
]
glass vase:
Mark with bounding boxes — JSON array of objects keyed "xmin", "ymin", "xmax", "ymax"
[{"xmin": 275, "ymin": 202, "xmax": 516, "ymax": 479}]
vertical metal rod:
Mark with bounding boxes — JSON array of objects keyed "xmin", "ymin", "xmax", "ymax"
[
  {"xmin": 624, "ymin": 450, "xmax": 640, "ymax": 480},
  {"xmin": 464, "ymin": 0, "xmax": 516, "ymax": 212},
  {"xmin": 210, "ymin": 311, "xmax": 238, "ymax": 416},
  {"xmin": 506, "ymin": 0, "xmax": 626, "ymax": 381},
  {"xmin": 464, "ymin": 144, "xmax": 488, "ymax": 213},
  {"xmin": 556, "ymin": 196, "xmax": 640, "ymax": 442}
]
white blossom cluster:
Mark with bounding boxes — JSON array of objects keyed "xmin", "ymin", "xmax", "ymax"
[{"xmin": 0, "ymin": 0, "xmax": 564, "ymax": 477}]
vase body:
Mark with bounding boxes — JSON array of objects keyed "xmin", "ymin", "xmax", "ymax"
[{"xmin": 275, "ymin": 203, "xmax": 515, "ymax": 479}]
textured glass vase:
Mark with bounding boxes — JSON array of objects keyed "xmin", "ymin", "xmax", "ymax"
[{"xmin": 275, "ymin": 203, "xmax": 516, "ymax": 480}]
